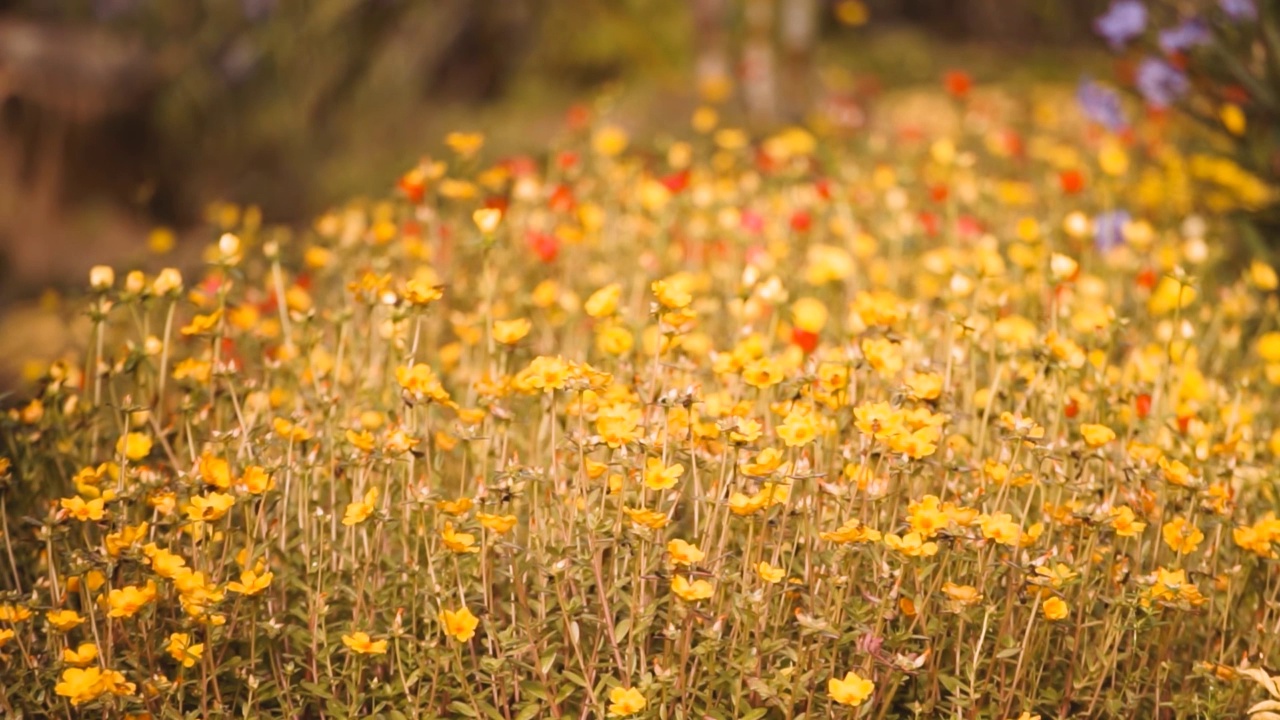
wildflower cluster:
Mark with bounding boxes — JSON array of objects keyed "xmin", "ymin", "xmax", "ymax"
[{"xmin": 2, "ymin": 83, "xmax": 1278, "ymax": 718}]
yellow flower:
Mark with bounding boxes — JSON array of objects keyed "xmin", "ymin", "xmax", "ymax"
[
  {"xmin": 226, "ymin": 568, "xmax": 273, "ymax": 596},
  {"xmin": 145, "ymin": 545, "xmax": 188, "ymax": 579},
  {"xmin": 828, "ymin": 670, "xmax": 875, "ymax": 707},
  {"xmin": 1220, "ymin": 103, "xmax": 1246, "ymax": 136},
  {"xmin": 404, "ymin": 277, "xmax": 444, "ymax": 306},
  {"xmin": 667, "ymin": 539, "xmax": 705, "ymax": 566},
  {"xmin": 742, "ymin": 357, "xmax": 785, "ymax": 389},
  {"xmin": 441, "ymin": 522, "xmax": 480, "ymax": 553},
  {"xmin": 342, "ymin": 631, "xmax": 388, "ymax": 655},
  {"xmin": 1110, "ymin": 506, "xmax": 1147, "ymax": 537},
  {"xmin": 671, "ymin": 575, "xmax": 714, "ymax": 602},
  {"xmin": 854, "ymin": 401, "xmax": 904, "ymax": 440},
  {"xmin": 756, "ymin": 561, "xmax": 785, "ymax": 584},
  {"xmin": 907, "ymin": 495, "xmax": 949, "ymax": 538},
  {"xmin": 437, "ymin": 497, "xmax": 474, "ymax": 516},
  {"xmin": 0, "ymin": 604, "xmax": 31, "ymax": 622},
  {"xmin": 477, "ymin": 513, "xmax": 518, "ymax": 534},
  {"xmin": 493, "ymin": 318, "xmax": 532, "ymax": 345},
  {"xmin": 184, "ymin": 492, "xmax": 236, "ymax": 522},
  {"xmin": 1162, "ymin": 516, "xmax": 1205, "ymax": 555},
  {"xmin": 61, "ymin": 496, "xmax": 106, "ymax": 522},
  {"xmin": 607, "ymin": 686, "xmax": 647, "ymax": 717},
  {"xmin": 791, "ymin": 297, "xmax": 829, "ymax": 334},
  {"xmin": 1158, "ymin": 457, "xmax": 1199, "ymax": 488},
  {"xmin": 998, "ymin": 412, "xmax": 1044, "ymax": 440},
  {"xmin": 346, "ymin": 428, "xmax": 376, "ymax": 453},
  {"xmin": 238, "ymin": 466, "xmax": 274, "ymax": 495},
  {"xmin": 904, "ymin": 372, "xmax": 944, "ymax": 401},
  {"xmin": 644, "ymin": 458, "xmax": 685, "ymax": 491},
  {"xmin": 884, "ymin": 531, "xmax": 939, "ymax": 558},
  {"xmin": 1080, "ymin": 423, "xmax": 1116, "ymax": 447},
  {"xmin": 446, "ymin": 131, "xmax": 485, "ymax": 157},
  {"xmin": 1148, "ymin": 277, "xmax": 1196, "ymax": 315},
  {"xmin": 728, "ymin": 417, "xmax": 763, "ymax": 444},
  {"xmin": 624, "ymin": 507, "xmax": 670, "ymax": 529},
  {"xmin": 651, "ymin": 277, "xmax": 692, "ymax": 309},
  {"xmin": 107, "ymin": 580, "xmax": 158, "ymax": 618},
  {"xmin": 439, "ymin": 606, "xmax": 480, "ymax": 642},
  {"xmin": 979, "ymin": 513, "xmax": 1021, "ymax": 547},
  {"xmin": 62, "ymin": 642, "xmax": 98, "ymax": 666},
  {"xmin": 1032, "ymin": 563, "xmax": 1079, "ymax": 589},
  {"xmin": 180, "ymin": 309, "xmax": 223, "ymax": 336},
  {"xmin": 777, "ymin": 407, "xmax": 820, "ymax": 447},
  {"xmin": 592, "ymin": 125, "xmax": 629, "ymax": 157},
  {"xmin": 942, "ymin": 582, "xmax": 983, "ymax": 609},
  {"xmin": 166, "ymin": 632, "xmax": 205, "ymax": 668},
  {"xmin": 821, "ymin": 519, "xmax": 882, "ymax": 544},
  {"xmin": 55, "ymin": 667, "xmax": 106, "ymax": 706},
  {"xmin": 343, "ymin": 488, "xmax": 378, "ymax": 526},
  {"xmin": 116, "ymin": 432, "xmax": 153, "ymax": 461},
  {"xmin": 1041, "ymin": 596, "xmax": 1069, "ymax": 621},
  {"xmin": 585, "ymin": 284, "xmax": 622, "ymax": 318},
  {"xmin": 46, "ymin": 609, "xmax": 84, "ymax": 632},
  {"xmin": 273, "ymin": 417, "xmax": 313, "ymax": 442},
  {"xmin": 198, "ymin": 453, "xmax": 232, "ymax": 489}
]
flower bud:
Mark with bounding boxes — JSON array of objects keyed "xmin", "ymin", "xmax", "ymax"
[{"xmin": 89, "ymin": 265, "xmax": 115, "ymax": 291}]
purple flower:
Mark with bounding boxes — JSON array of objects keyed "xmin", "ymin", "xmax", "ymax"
[
  {"xmin": 1095, "ymin": 0, "xmax": 1148, "ymax": 50},
  {"xmin": 1077, "ymin": 77, "xmax": 1128, "ymax": 132},
  {"xmin": 1220, "ymin": 0, "xmax": 1258, "ymax": 21},
  {"xmin": 1158, "ymin": 19, "xmax": 1210, "ymax": 54},
  {"xmin": 1135, "ymin": 57, "xmax": 1189, "ymax": 108},
  {"xmin": 1095, "ymin": 210, "xmax": 1131, "ymax": 252}
]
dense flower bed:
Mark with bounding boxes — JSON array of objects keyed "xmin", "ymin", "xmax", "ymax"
[{"xmin": 3, "ymin": 86, "xmax": 1280, "ymax": 718}]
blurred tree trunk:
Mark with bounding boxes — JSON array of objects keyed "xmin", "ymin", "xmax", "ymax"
[
  {"xmin": 691, "ymin": 0, "xmax": 730, "ymax": 100},
  {"xmin": 742, "ymin": 0, "xmax": 778, "ymax": 124},
  {"xmin": 779, "ymin": 0, "xmax": 818, "ymax": 121}
]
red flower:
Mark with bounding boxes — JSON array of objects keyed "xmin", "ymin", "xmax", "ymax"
[
  {"xmin": 1059, "ymin": 169, "xmax": 1085, "ymax": 195},
  {"xmin": 1136, "ymin": 267, "xmax": 1158, "ymax": 290},
  {"xmin": 789, "ymin": 211, "xmax": 812, "ymax": 232},
  {"xmin": 944, "ymin": 70, "xmax": 972, "ymax": 99},
  {"xmin": 398, "ymin": 170, "xmax": 426, "ymax": 204},
  {"xmin": 919, "ymin": 211, "xmax": 941, "ymax": 237},
  {"xmin": 1135, "ymin": 393, "xmax": 1152, "ymax": 419},
  {"xmin": 527, "ymin": 231, "xmax": 559, "ymax": 263},
  {"xmin": 791, "ymin": 328, "xmax": 819, "ymax": 354},
  {"xmin": 565, "ymin": 104, "xmax": 591, "ymax": 131},
  {"xmin": 661, "ymin": 170, "xmax": 690, "ymax": 194},
  {"xmin": 549, "ymin": 185, "xmax": 575, "ymax": 213},
  {"xmin": 556, "ymin": 152, "xmax": 579, "ymax": 172}
]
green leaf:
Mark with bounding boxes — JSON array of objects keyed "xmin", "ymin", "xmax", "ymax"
[
  {"xmin": 448, "ymin": 701, "xmax": 478, "ymax": 717},
  {"xmin": 515, "ymin": 704, "xmax": 542, "ymax": 720}
]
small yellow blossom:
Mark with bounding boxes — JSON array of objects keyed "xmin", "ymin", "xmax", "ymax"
[
  {"xmin": 439, "ymin": 606, "xmax": 480, "ymax": 642},
  {"xmin": 342, "ymin": 631, "xmax": 388, "ymax": 655}
]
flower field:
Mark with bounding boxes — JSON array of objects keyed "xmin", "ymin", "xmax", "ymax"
[{"xmin": 4, "ymin": 85, "xmax": 1280, "ymax": 718}]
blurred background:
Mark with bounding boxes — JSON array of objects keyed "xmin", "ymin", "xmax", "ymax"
[{"xmin": 0, "ymin": 0, "xmax": 1111, "ymax": 304}]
